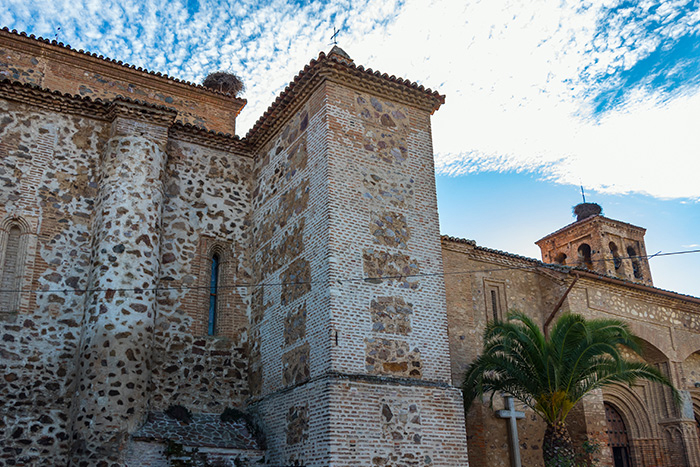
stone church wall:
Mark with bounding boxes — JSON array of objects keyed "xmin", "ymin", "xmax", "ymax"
[
  {"xmin": 0, "ymin": 98, "xmax": 105, "ymax": 464},
  {"xmin": 443, "ymin": 238, "xmax": 700, "ymax": 467},
  {"xmin": 148, "ymin": 137, "xmax": 253, "ymax": 413},
  {"xmin": 320, "ymin": 81, "xmax": 467, "ymax": 465}
]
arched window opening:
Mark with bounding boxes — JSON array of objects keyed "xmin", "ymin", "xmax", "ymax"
[
  {"xmin": 577, "ymin": 243, "xmax": 593, "ymax": 269},
  {"xmin": 490, "ymin": 290, "xmax": 500, "ymax": 322},
  {"xmin": 627, "ymin": 246, "xmax": 642, "ymax": 279},
  {"xmin": 208, "ymin": 253, "xmax": 220, "ymax": 336},
  {"xmin": 554, "ymin": 252, "xmax": 567, "ymax": 265},
  {"xmin": 1, "ymin": 225, "xmax": 23, "ymax": 313},
  {"xmin": 609, "ymin": 242, "xmax": 622, "ymax": 270},
  {"xmin": 605, "ymin": 403, "xmax": 633, "ymax": 467}
]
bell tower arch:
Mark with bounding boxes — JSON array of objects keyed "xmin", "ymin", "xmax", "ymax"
[{"xmin": 535, "ymin": 202, "xmax": 653, "ymax": 285}]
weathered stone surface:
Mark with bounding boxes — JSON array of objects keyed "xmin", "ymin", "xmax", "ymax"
[
  {"xmin": 255, "ymin": 179, "xmax": 310, "ymax": 246},
  {"xmin": 281, "ymin": 258, "xmax": 311, "ymax": 306},
  {"xmin": 380, "ymin": 399, "xmax": 423, "ymax": 444},
  {"xmin": 370, "ymin": 211, "xmax": 410, "ymax": 249},
  {"xmin": 284, "ymin": 302, "xmax": 307, "ymax": 346},
  {"xmin": 360, "ymin": 166, "xmax": 415, "ymax": 209},
  {"xmin": 363, "ymin": 129, "xmax": 408, "ymax": 166},
  {"xmin": 365, "ymin": 338, "xmax": 422, "ymax": 378},
  {"xmin": 363, "ymin": 249, "xmax": 420, "ymax": 289},
  {"xmin": 354, "ymin": 93, "xmax": 410, "ymax": 132},
  {"xmin": 282, "ymin": 343, "xmax": 310, "ymax": 386},
  {"xmin": 256, "ymin": 219, "xmax": 305, "ymax": 281},
  {"xmin": 370, "ymin": 296, "xmax": 413, "ymax": 335},
  {"xmin": 286, "ymin": 404, "xmax": 309, "ymax": 446}
]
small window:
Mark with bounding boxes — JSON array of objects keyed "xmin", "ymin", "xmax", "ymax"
[
  {"xmin": 577, "ymin": 243, "xmax": 593, "ymax": 269},
  {"xmin": 609, "ymin": 242, "xmax": 621, "ymax": 270},
  {"xmin": 484, "ymin": 280, "xmax": 507, "ymax": 323},
  {"xmin": 554, "ymin": 252, "xmax": 567, "ymax": 265},
  {"xmin": 627, "ymin": 246, "xmax": 642, "ymax": 279},
  {"xmin": 490, "ymin": 290, "xmax": 500, "ymax": 322},
  {"xmin": 1, "ymin": 223, "xmax": 27, "ymax": 314},
  {"xmin": 208, "ymin": 253, "xmax": 220, "ymax": 335}
]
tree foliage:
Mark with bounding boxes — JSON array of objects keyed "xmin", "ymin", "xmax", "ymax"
[{"xmin": 462, "ymin": 312, "xmax": 679, "ymax": 465}]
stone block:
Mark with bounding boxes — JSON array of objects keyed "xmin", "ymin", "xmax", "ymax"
[
  {"xmin": 282, "ymin": 343, "xmax": 310, "ymax": 386},
  {"xmin": 370, "ymin": 211, "xmax": 410, "ymax": 249},
  {"xmin": 365, "ymin": 338, "xmax": 422, "ymax": 378},
  {"xmin": 370, "ymin": 296, "xmax": 413, "ymax": 335}
]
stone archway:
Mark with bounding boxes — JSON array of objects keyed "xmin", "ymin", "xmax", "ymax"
[{"xmin": 605, "ymin": 402, "xmax": 633, "ymax": 467}]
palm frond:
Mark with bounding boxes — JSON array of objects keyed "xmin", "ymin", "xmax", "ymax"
[{"xmin": 462, "ymin": 311, "xmax": 680, "ymax": 424}]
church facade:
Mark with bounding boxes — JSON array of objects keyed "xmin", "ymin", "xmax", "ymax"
[
  {"xmin": 1, "ymin": 27, "xmax": 699, "ymax": 467},
  {"xmin": 444, "ymin": 211, "xmax": 700, "ymax": 467}
]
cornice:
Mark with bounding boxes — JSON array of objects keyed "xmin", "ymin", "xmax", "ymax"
[
  {"xmin": 169, "ymin": 122, "xmax": 251, "ymax": 157},
  {"xmin": 107, "ymin": 99, "xmax": 177, "ymax": 127},
  {"xmin": 441, "ymin": 234, "xmax": 700, "ymax": 306},
  {"xmin": 0, "ymin": 27, "xmax": 246, "ymax": 114},
  {"xmin": 0, "ymin": 78, "xmax": 109, "ymax": 119},
  {"xmin": 536, "ymin": 215, "xmax": 646, "ymax": 245},
  {"xmin": 245, "ymin": 50, "xmax": 445, "ymax": 150},
  {"xmin": 0, "ymin": 79, "xmax": 248, "ymax": 156}
]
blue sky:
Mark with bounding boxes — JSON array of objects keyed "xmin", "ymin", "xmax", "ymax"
[{"xmin": 2, "ymin": 0, "xmax": 699, "ymax": 296}]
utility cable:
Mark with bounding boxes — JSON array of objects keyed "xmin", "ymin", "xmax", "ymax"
[{"xmin": 0, "ymin": 249, "xmax": 698, "ymax": 296}]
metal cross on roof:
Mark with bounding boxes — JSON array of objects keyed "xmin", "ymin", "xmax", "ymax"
[
  {"xmin": 496, "ymin": 395, "xmax": 525, "ymax": 467},
  {"xmin": 330, "ymin": 27, "xmax": 340, "ymax": 46}
]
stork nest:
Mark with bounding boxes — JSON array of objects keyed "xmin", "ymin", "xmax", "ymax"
[
  {"xmin": 202, "ymin": 71, "xmax": 245, "ymax": 96},
  {"xmin": 573, "ymin": 203, "xmax": 602, "ymax": 221}
]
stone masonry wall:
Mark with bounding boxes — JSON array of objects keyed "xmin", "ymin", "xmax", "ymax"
[
  {"xmin": 247, "ymin": 82, "xmax": 331, "ymax": 465},
  {"xmin": 0, "ymin": 99, "xmax": 104, "ymax": 465},
  {"xmin": 68, "ymin": 111, "xmax": 170, "ymax": 465},
  {"xmin": 149, "ymin": 138, "xmax": 252, "ymax": 414}
]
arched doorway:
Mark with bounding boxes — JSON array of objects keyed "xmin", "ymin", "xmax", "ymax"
[{"xmin": 605, "ymin": 403, "xmax": 633, "ymax": 467}]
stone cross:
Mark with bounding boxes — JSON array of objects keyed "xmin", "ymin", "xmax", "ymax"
[{"xmin": 496, "ymin": 395, "xmax": 525, "ymax": 467}]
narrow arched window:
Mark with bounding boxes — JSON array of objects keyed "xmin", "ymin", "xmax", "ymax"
[
  {"xmin": 208, "ymin": 254, "xmax": 220, "ymax": 336},
  {"xmin": 554, "ymin": 253, "xmax": 567, "ymax": 265},
  {"xmin": 577, "ymin": 243, "xmax": 593, "ymax": 269},
  {"xmin": 1, "ymin": 225, "xmax": 23, "ymax": 313},
  {"xmin": 627, "ymin": 246, "xmax": 642, "ymax": 279},
  {"xmin": 609, "ymin": 242, "xmax": 622, "ymax": 270}
]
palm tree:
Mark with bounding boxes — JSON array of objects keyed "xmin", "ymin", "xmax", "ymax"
[{"xmin": 462, "ymin": 312, "xmax": 679, "ymax": 466}]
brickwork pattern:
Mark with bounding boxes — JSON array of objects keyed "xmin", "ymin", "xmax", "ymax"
[{"xmin": 0, "ymin": 30, "xmax": 244, "ymax": 134}]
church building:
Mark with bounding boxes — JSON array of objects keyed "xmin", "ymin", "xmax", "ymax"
[{"xmin": 1, "ymin": 27, "xmax": 699, "ymax": 466}]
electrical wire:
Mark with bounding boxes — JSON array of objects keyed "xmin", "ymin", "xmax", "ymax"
[{"xmin": 0, "ymin": 249, "xmax": 698, "ymax": 296}]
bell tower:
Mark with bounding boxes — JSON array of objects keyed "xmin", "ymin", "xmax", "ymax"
[{"xmin": 535, "ymin": 203, "xmax": 653, "ymax": 286}]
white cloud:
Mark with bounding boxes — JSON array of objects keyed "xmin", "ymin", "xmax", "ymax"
[
  {"xmin": 341, "ymin": 0, "xmax": 700, "ymax": 201},
  {"xmin": 2, "ymin": 0, "xmax": 698, "ymax": 200}
]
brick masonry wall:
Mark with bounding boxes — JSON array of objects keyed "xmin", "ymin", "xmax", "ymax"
[
  {"xmin": 0, "ymin": 30, "xmax": 244, "ymax": 135},
  {"xmin": 321, "ymin": 80, "xmax": 468, "ymax": 465},
  {"xmin": 247, "ymin": 81, "xmax": 332, "ymax": 465}
]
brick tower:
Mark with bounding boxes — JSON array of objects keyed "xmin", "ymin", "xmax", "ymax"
[
  {"xmin": 536, "ymin": 202, "xmax": 653, "ymax": 285},
  {"xmin": 246, "ymin": 47, "xmax": 469, "ymax": 465}
]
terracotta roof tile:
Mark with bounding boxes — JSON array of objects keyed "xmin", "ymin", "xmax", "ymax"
[
  {"xmin": 245, "ymin": 49, "xmax": 445, "ymax": 144},
  {"xmin": 1, "ymin": 27, "xmax": 245, "ymax": 102},
  {"xmin": 132, "ymin": 412, "xmax": 262, "ymax": 450}
]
